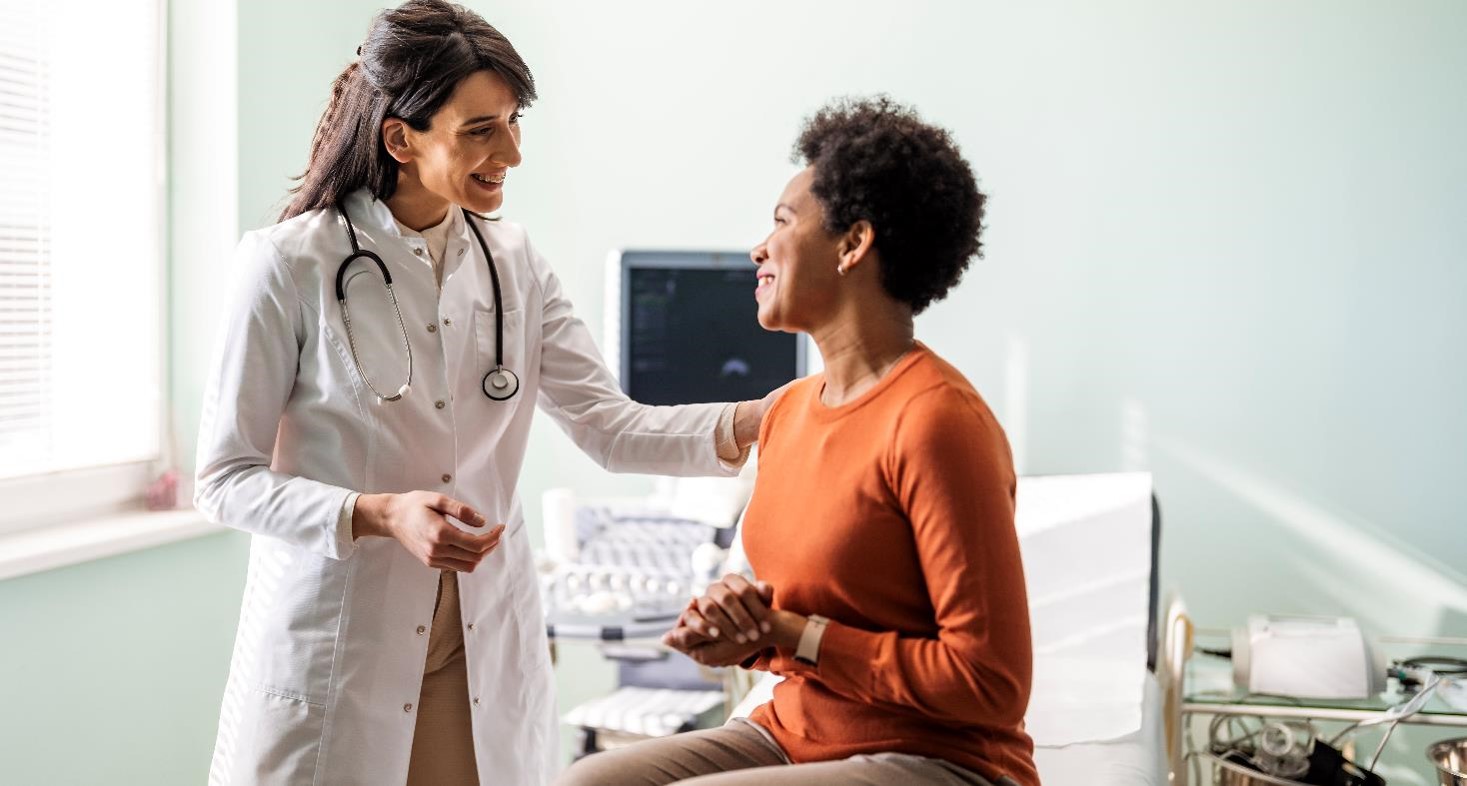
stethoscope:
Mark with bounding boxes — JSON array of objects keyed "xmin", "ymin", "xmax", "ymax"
[{"xmin": 335, "ymin": 204, "xmax": 520, "ymax": 404}]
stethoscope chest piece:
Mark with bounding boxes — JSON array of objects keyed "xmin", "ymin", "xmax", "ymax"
[{"xmin": 483, "ymin": 366, "xmax": 520, "ymax": 401}]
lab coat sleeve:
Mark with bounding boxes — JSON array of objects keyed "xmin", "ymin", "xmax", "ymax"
[
  {"xmin": 193, "ymin": 231, "xmax": 358, "ymax": 560},
  {"xmin": 528, "ymin": 237, "xmax": 740, "ymax": 477}
]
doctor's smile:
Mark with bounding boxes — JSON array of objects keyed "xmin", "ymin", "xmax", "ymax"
[{"xmin": 470, "ymin": 171, "xmax": 506, "ymax": 192}]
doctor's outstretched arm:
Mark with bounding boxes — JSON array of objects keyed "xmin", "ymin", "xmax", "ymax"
[{"xmin": 528, "ymin": 239, "xmax": 773, "ymax": 476}]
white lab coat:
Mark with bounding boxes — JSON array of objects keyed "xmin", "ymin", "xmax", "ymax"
[{"xmin": 195, "ymin": 190, "xmax": 733, "ymax": 785}]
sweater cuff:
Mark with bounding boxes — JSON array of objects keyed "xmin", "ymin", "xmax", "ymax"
[
  {"xmin": 772, "ymin": 620, "xmax": 881, "ymax": 689},
  {"xmin": 740, "ymin": 648, "xmax": 775, "ymax": 671}
]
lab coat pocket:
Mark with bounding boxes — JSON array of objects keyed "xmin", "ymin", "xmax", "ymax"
[
  {"xmin": 509, "ymin": 549, "xmax": 555, "ymax": 713},
  {"xmin": 241, "ymin": 540, "xmax": 349, "ymax": 705},
  {"xmin": 220, "ymin": 688, "xmax": 326, "ymax": 784},
  {"xmin": 316, "ymin": 306, "xmax": 382, "ymax": 425},
  {"xmin": 473, "ymin": 305, "xmax": 525, "ymax": 393},
  {"xmin": 334, "ymin": 268, "xmax": 412, "ymax": 397}
]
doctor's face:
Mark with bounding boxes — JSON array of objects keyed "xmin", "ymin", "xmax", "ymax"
[
  {"xmin": 398, "ymin": 69, "xmax": 523, "ymax": 214},
  {"xmin": 750, "ymin": 167, "xmax": 843, "ymax": 334}
]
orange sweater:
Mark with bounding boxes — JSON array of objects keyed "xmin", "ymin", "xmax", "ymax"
[{"xmin": 743, "ymin": 343, "xmax": 1037, "ymax": 786}]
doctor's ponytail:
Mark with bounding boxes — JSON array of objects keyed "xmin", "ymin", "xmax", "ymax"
[
  {"xmin": 279, "ymin": 0, "xmax": 535, "ymax": 222},
  {"xmin": 315, "ymin": 63, "xmax": 364, "ymax": 164}
]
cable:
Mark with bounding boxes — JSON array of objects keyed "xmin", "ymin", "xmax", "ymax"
[
  {"xmin": 1368, "ymin": 718, "xmax": 1401, "ymax": 771},
  {"xmin": 1330, "ymin": 673, "xmax": 1443, "ymax": 749}
]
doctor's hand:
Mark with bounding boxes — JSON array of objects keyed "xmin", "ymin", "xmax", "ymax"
[
  {"xmin": 353, "ymin": 491, "xmax": 505, "ymax": 572},
  {"xmin": 734, "ymin": 380, "xmax": 796, "ymax": 448}
]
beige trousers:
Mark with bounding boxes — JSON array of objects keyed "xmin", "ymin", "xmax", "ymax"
[
  {"xmin": 406, "ymin": 570, "xmax": 479, "ymax": 786},
  {"xmin": 553, "ymin": 718, "xmax": 994, "ymax": 786}
]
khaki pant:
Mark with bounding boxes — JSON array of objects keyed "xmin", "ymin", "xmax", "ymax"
[
  {"xmin": 554, "ymin": 718, "xmax": 994, "ymax": 786},
  {"xmin": 406, "ymin": 570, "xmax": 479, "ymax": 786}
]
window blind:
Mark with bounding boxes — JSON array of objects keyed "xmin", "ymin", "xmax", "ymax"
[
  {"xmin": 0, "ymin": 3, "xmax": 54, "ymax": 472},
  {"xmin": 0, "ymin": 0, "xmax": 163, "ymax": 484}
]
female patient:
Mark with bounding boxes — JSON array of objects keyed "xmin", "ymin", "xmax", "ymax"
[{"xmin": 555, "ymin": 96, "xmax": 1036, "ymax": 786}]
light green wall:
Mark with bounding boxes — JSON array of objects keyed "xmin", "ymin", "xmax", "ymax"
[
  {"xmin": 236, "ymin": 0, "xmax": 385, "ymax": 232},
  {"xmin": 0, "ymin": 532, "xmax": 252, "ymax": 785},
  {"xmin": 3, "ymin": 1, "xmax": 1462, "ymax": 784}
]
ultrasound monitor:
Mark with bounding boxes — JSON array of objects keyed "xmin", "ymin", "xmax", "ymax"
[{"xmin": 606, "ymin": 250, "xmax": 806, "ymax": 406}]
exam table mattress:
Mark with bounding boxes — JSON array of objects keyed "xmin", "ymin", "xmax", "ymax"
[{"xmin": 1031, "ymin": 671, "xmax": 1167, "ymax": 786}]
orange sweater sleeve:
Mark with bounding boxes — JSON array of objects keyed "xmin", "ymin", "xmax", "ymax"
[{"xmin": 765, "ymin": 386, "xmax": 1033, "ymax": 727}]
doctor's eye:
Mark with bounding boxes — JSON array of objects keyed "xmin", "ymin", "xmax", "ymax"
[{"xmin": 509, "ymin": 111, "xmax": 522, "ymax": 125}]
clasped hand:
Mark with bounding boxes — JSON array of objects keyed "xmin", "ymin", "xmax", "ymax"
[
  {"xmin": 353, "ymin": 490, "xmax": 506, "ymax": 572},
  {"xmin": 662, "ymin": 574, "xmax": 803, "ymax": 667}
]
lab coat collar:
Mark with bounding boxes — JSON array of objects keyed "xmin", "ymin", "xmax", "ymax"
[
  {"xmin": 342, "ymin": 188, "xmax": 472, "ymax": 245},
  {"xmin": 342, "ymin": 189, "xmax": 476, "ymax": 285}
]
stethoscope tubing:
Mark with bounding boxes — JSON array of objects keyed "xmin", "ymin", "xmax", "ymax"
[
  {"xmin": 336, "ymin": 204, "xmax": 518, "ymax": 403},
  {"xmin": 463, "ymin": 211, "xmax": 520, "ymax": 401}
]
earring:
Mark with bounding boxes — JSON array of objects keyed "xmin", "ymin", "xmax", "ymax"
[{"xmin": 836, "ymin": 264, "xmax": 848, "ymax": 277}]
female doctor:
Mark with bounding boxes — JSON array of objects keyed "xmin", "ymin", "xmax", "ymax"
[{"xmin": 194, "ymin": 2, "xmax": 772, "ymax": 784}]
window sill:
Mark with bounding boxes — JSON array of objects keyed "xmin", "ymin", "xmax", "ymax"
[{"xmin": 0, "ymin": 508, "xmax": 226, "ymax": 581}]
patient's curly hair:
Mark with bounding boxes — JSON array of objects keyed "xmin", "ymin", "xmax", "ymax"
[{"xmin": 794, "ymin": 96, "xmax": 985, "ymax": 314}]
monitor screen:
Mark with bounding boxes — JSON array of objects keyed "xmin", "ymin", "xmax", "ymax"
[{"xmin": 618, "ymin": 251, "xmax": 804, "ymax": 406}]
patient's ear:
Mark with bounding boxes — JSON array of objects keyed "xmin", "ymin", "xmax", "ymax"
[{"xmin": 838, "ymin": 220, "xmax": 876, "ymax": 272}]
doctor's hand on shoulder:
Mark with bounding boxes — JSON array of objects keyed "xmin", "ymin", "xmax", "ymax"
[
  {"xmin": 734, "ymin": 380, "xmax": 797, "ymax": 447},
  {"xmin": 351, "ymin": 491, "xmax": 506, "ymax": 572}
]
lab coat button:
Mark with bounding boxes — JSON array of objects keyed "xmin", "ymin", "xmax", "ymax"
[
  {"xmin": 413, "ymin": 248, "xmax": 423, "ymax": 256},
  {"xmin": 472, "ymin": 697, "xmax": 481, "ymax": 707},
  {"xmin": 404, "ymin": 703, "xmax": 413, "ymax": 712},
  {"xmin": 466, "ymin": 623, "xmax": 475, "ymax": 631},
  {"xmin": 442, "ymin": 317, "xmax": 452, "ymax": 326},
  {"xmin": 435, "ymin": 400, "xmax": 446, "ymax": 410},
  {"xmin": 427, "ymin": 323, "xmax": 437, "ymax": 333},
  {"xmin": 416, "ymin": 625, "xmax": 426, "ymax": 635},
  {"xmin": 442, "ymin": 473, "xmax": 453, "ymax": 483}
]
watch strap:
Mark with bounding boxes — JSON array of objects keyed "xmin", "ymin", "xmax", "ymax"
[{"xmin": 794, "ymin": 614, "xmax": 829, "ymax": 666}]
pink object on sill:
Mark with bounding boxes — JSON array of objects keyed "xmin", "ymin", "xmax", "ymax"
[{"xmin": 146, "ymin": 470, "xmax": 179, "ymax": 511}]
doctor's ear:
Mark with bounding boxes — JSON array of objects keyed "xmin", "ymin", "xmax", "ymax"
[{"xmin": 381, "ymin": 118, "xmax": 415, "ymax": 164}]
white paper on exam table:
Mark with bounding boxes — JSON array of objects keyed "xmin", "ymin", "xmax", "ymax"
[{"xmin": 1017, "ymin": 473, "xmax": 1154, "ymax": 746}]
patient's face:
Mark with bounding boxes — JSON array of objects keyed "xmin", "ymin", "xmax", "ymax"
[{"xmin": 750, "ymin": 167, "xmax": 842, "ymax": 333}]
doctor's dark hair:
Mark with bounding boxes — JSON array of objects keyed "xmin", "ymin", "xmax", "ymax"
[
  {"xmin": 280, "ymin": 0, "xmax": 536, "ymax": 221},
  {"xmin": 794, "ymin": 96, "xmax": 985, "ymax": 315}
]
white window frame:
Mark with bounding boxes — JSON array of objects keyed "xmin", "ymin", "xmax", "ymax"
[{"xmin": 0, "ymin": 0, "xmax": 169, "ymax": 536}]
